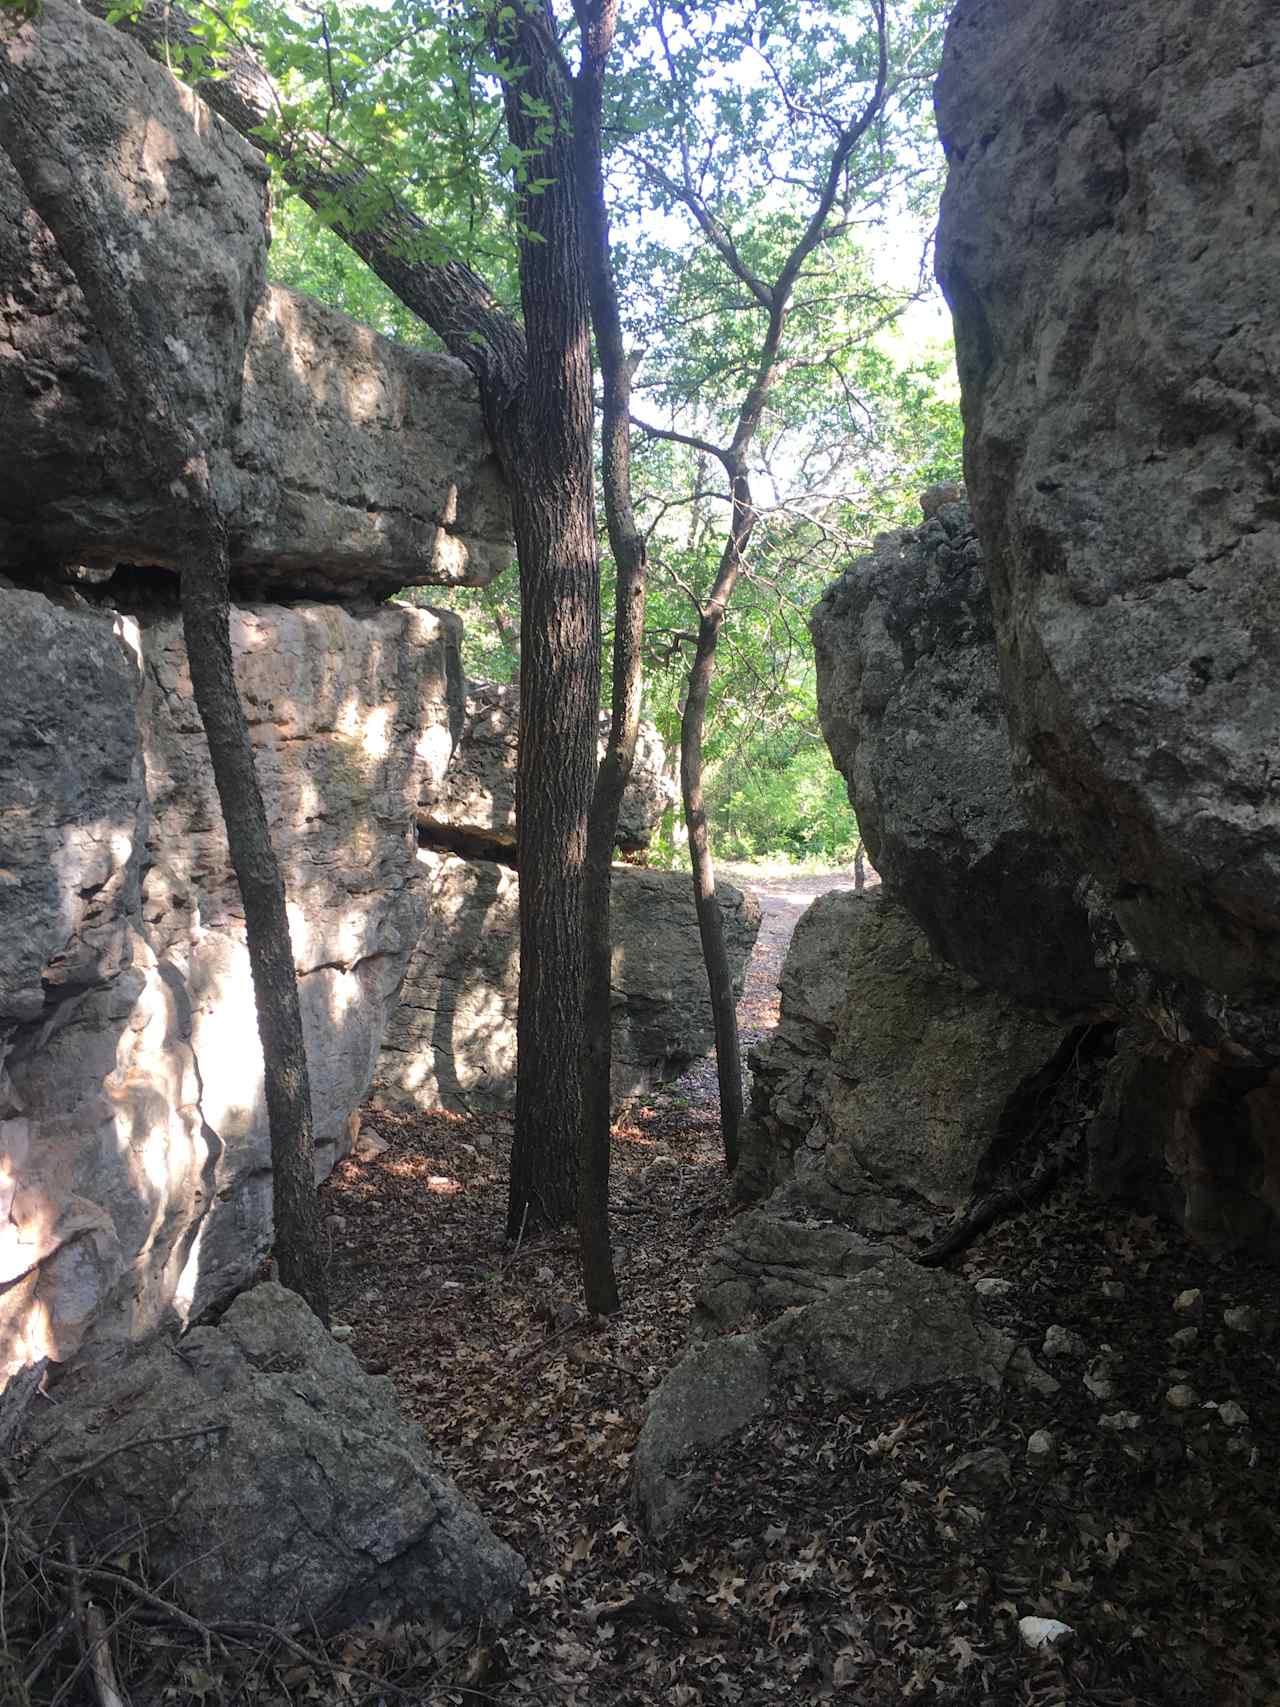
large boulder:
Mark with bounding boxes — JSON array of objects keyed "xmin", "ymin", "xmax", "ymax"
[
  {"xmin": 374, "ymin": 855, "xmax": 761, "ymax": 1114},
  {"xmin": 0, "ymin": 7, "xmax": 508, "ymax": 595},
  {"xmin": 935, "ymin": 0, "xmax": 1280, "ymax": 1019},
  {"xmin": 0, "ymin": 587, "xmax": 463, "ymax": 1382},
  {"xmin": 812, "ymin": 491, "xmax": 1105, "ymax": 1013},
  {"xmin": 20, "ymin": 1284, "xmax": 525, "ymax": 1630},
  {"xmin": 737, "ymin": 889, "xmax": 1072, "ymax": 1216},
  {"xmin": 420, "ymin": 681, "xmax": 677, "ymax": 856}
]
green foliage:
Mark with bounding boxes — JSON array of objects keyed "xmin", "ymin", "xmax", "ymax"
[{"xmin": 127, "ymin": 0, "xmax": 960, "ymax": 864}]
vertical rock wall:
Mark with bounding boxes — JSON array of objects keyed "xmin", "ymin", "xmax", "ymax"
[{"xmin": 0, "ymin": 594, "xmax": 463, "ymax": 1380}]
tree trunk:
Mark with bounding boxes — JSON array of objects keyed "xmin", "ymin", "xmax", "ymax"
[
  {"xmin": 181, "ymin": 530, "xmax": 329, "ymax": 1319},
  {"xmin": 573, "ymin": 0, "xmax": 645, "ymax": 1316},
  {"xmin": 493, "ymin": 1, "xmax": 600, "ymax": 1243},
  {"xmin": 503, "ymin": 477, "xmax": 599, "ymax": 1240},
  {"xmin": 680, "ymin": 616, "xmax": 744, "ymax": 1172}
]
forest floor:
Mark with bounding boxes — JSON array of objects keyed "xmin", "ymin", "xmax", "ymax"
[{"xmin": 302, "ymin": 863, "xmax": 1280, "ymax": 1707}]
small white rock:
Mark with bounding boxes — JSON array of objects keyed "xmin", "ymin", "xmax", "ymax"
[
  {"xmin": 331, "ymin": 1323, "xmax": 354, "ymax": 1341},
  {"xmin": 974, "ymin": 1277, "xmax": 1014, "ymax": 1298},
  {"xmin": 1166, "ymin": 1384, "xmax": 1198, "ymax": 1410},
  {"xmin": 1100, "ymin": 1410, "xmax": 1143, "ymax": 1432},
  {"xmin": 1173, "ymin": 1288, "xmax": 1203, "ymax": 1315},
  {"xmin": 1019, "ymin": 1616, "xmax": 1074, "ymax": 1652},
  {"xmin": 1223, "ymin": 1305, "xmax": 1260, "ymax": 1334},
  {"xmin": 1218, "ymin": 1400, "xmax": 1249, "ymax": 1429},
  {"xmin": 1169, "ymin": 1326, "xmax": 1199, "ymax": 1350}
]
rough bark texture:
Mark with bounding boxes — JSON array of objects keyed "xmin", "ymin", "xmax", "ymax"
[
  {"xmin": 935, "ymin": 0, "xmax": 1280, "ymax": 1012},
  {"xmin": 0, "ymin": 0, "xmax": 327, "ymax": 1318},
  {"xmin": 574, "ymin": 0, "xmax": 644, "ymax": 1316},
  {"xmin": 493, "ymin": 6, "xmax": 600, "ymax": 1241}
]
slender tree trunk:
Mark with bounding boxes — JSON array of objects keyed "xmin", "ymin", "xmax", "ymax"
[
  {"xmin": 680, "ymin": 629, "xmax": 743, "ymax": 1172},
  {"xmin": 572, "ymin": 0, "xmax": 645, "ymax": 1315},
  {"xmin": 181, "ymin": 527, "xmax": 329, "ymax": 1319},
  {"xmin": 679, "ymin": 468, "xmax": 755, "ymax": 1172}
]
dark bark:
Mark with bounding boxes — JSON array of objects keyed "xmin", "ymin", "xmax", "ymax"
[
  {"xmin": 679, "ymin": 467, "xmax": 753, "ymax": 1171},
  {"xmin": 492, "ymin": 0, "xmax": 600, "ymax": 1241},
  {"xmin": 572, "ymin": 0, "xmax": 646, "ymax": 1315},
  {"xmin": 181, "ymin": 527, "xmax": 330, "ymax": 1317},
  {"xmin": 0, "ymin": 3, "xmax": 328, "ymax": 1320}
]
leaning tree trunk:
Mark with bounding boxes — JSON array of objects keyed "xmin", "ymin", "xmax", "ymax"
[
  {"xmin": 181, "ymin": 530, "xmax": 329, "ymax": 1318},
  {"xmin": 572, "ymin": 0, "xmax": 646, "ymax": 1315}
]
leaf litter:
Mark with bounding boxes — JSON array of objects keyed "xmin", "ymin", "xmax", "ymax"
[{"xmin": 310, "ymin": 877, "xmax": 1279, "ymax": 1707}]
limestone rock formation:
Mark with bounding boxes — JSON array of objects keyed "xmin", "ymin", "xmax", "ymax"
[
  {"xmin": 811, "ymin": 492, "xmax": 1104, "ymax": 1013},
  {"xmin": 0, "ymin": 114, "xmax": 507, "ymax": 594},
  {"xmin": 935, "ymin": 0, "xmax": 1280, "ymax": 1018},
  {"xmin": 421, "ymin": 681, "xmax": 677, "ymax": 856},
  {"xmin": 0, "ymin": 591, "xmax": 463, "ymax": 1382},
  {"xmin": 21, "ymin": 1284, "xmax": 526, "ymax": 1630},
  {"xmin": 374, "ymin": 855, "xmax": 761, "ymax": 1114},
  {"xmin": 634, "ymin": 1253, "xmax": 1014, "ymax": 1536},
  {"xmin": 737, "ymin": 889, "xmax": 1071, "ymax": 1215}
]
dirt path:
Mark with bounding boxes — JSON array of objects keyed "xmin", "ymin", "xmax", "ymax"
[{"xmin": 668, "ymin": 862, "xmax": 868, "ymax": 1106}]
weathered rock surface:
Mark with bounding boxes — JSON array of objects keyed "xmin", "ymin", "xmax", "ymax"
[
  {"xmin": 374, "ymin": 855, "xmax": 761, "ymax": 1114},
  {"xmin": 736, "ymin": 889, "xmax": 1071, "ymax": 1214},
  {"xmin": 812, "ymin": 493, "xmax": 1104, "ymax": 1012},
  {"xmin": 0, "ymin": 9, "xmax": 508, "ymax": 594},
  {"xmin": 1088, "ymin": 1033, "xmax": 1280, "ymax": 1255},
  {"xmin": 634, "ymin": 1253, "xmax": 1014, "ymax": 1535},
  {"xmin": 421, "ymin": 681, "xmax": 677, "ymax": 856},
  {"xmin": 21, "ymin": 1284, "xmax": 525, "ymax": 1629},
  {"xmin": 0, "ymin": 0, "xmax": 267, "ymax": 569},
  {"xmin": 936, "ymin": 0, "xmax": 1280, "ymax": 1014},
  {"xmin": 0, "ymin": 589, "xmax": 462, "ymax": 1382}
]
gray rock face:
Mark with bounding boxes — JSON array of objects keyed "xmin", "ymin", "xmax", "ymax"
[
  {"xmin": 737, "ymin": 889, "xmax": 1070, "ymax": 1214},
  {"xmin": 0, "ymin": 589, "xmax": 462, "ymax": 1382},
  {"xmin": 374, "ymin": 855, "xmax": 761, "ymax": 1114},
  {"xmin": 0, "ymin": 21, "xmax": 508, "ymax": 593},
  {"xmin": 811, "ymin": 494, "xmax": 1104, "ymax": 1012},
  {"xmin": 0, "ymin": 0, "xmax": 268, "ymax": 562},
  {"xmin": 21, "ymin": 1284, "xmax": 525, "ymax": 1630},
  {"xmin": 634, "ymin": 1253, "xmax": 1013, "ymax": 1536},
  {"xmin": 935, "ymin": 0, "xmax": 1280, "ymax": 1011},
  {"xmin": 421, "ymin": 681, "xmax": 677, "ymax": 855}
]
